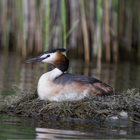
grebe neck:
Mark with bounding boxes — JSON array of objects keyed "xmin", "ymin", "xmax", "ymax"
[
  {"xmin": 52, "ymin": 54, "xmax": 69, "ymax": 72},
  {"xmin": 46, "ymin": 68, "xmax": 63, "ymax": 80}
]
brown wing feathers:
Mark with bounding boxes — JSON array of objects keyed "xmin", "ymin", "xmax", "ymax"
[
  {"xmin": 54, "ymin": 73, "xmax": 113, "ymax": 96},
  {"xmin": 91, "ymin": 82, "xmax": 113, "ymax": 96}
]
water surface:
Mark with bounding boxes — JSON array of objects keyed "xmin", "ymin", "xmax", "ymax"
[
  {"xmin": 1, "ymin": 114, "xmax": 140, "ymax": 139},
  {"xmin": 0, "ymin": 52, "xmax": 140, "ymax": 139}
]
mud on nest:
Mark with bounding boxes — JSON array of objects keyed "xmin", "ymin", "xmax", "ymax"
[{"xmin": 1, "ymin": 88, "xmax": 140, "ymax": 122}]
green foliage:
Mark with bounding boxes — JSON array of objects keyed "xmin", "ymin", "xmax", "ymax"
[
  {"xmin": 112, "ymin": 0, "xmax": 118, "ymax": 12},
  {"xmin": 61, "ymin": 0, "xmax": 66, "ymax": 55},
  {"xmin": 96, "ymin": 0, "xmax": 102, "ymax": 23},
  {"xmin": 0, "ymin": 0, "xmax": 140, "ymax": 63},
  {"xmin": 44, "ymin": 0, "xmax": 50, "ymax": 51},
  {"xmin": 66, "ymin": 19, "xmax": 79, "ymax": 39}
]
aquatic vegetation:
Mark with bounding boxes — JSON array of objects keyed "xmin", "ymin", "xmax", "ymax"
[
  {"xmin": 0, "ymin": 0, "xmax": 140, "ymax": 63},
  {"xmin": 1, "ymin": 88, "xmax": 140, "ymax": 122}
]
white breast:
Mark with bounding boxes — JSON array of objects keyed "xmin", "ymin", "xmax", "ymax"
[
  {"xmin": 37, "ymin": 68, "xmax": 62, "ymax": 101},
  {"xmin": 37, "ymin": 68, "xmax": 87, "ymax": 101}
]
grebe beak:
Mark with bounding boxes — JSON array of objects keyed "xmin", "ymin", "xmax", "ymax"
[
  {"xmin": 25, "ymin": 56, "xmax": 44, "ymax": 63},
  {"xmin": 26, "ymin": 54, "xmax": 51, "ymax": 63}
]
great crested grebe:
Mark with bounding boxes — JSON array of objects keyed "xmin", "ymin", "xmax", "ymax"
[{"xmin": 26, "ymin": 48, "xmax": 113, "ymax": 101}]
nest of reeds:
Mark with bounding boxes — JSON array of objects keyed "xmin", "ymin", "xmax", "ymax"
[{"xmin": 1, "ymin": 89, "xmax": 140, "ymax": 122}]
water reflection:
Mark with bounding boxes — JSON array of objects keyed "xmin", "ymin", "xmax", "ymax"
[
  {"xmin": 0, "ymin": 113, "xmax": 140, "ymax": 139},
  {"xmin": 35, "ymin": 127, "xmax": 93, "ymax": 139}
]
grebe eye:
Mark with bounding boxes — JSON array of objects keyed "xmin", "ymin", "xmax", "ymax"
[{"xmin": 47, "ymin": 55, "xmax": 50, "ymax": 57}]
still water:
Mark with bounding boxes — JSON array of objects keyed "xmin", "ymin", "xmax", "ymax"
[
  {"xmin": 1, "ymin": 114, "xmax": 140, "ymax": 139},
  {"xmin": 0, "ymin": 52, "xmax": 140, "ymax": 139}
]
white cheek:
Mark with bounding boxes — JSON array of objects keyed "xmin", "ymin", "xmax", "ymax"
[
  {"xmin": 42, "ymin": 53, "xmax": 56, "ymax": 63},
  {"xmin": 40, "ymin": 54, "xmax": 47, "ymax": 58}
]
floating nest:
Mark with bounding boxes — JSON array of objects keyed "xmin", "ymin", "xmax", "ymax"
[{"xmin": 1, "ymin": 89, "xmax": 140, "ymax": 122}]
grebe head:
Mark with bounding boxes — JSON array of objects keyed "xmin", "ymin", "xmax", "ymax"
[{"xmin": 26, "ymin": 48, "xmax": 69, "ymax": 72}]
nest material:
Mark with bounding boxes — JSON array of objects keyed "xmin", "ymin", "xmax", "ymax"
[{"xmin": 1, "ymin": 89, "xmax": 140, "ymax": 122}]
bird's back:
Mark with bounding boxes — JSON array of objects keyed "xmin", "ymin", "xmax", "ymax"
[{"xmin": 53, "ymin": 73, "xmax": 113, "ymax": 96}]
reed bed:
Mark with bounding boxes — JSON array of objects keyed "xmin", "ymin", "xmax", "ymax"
[{"xmin": 0, "ymin": 0, "xmax": 140, "ymax": 63}]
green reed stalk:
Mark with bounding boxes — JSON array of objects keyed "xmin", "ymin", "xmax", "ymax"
[
  {"xmin": 22, "ymin": 0, "xmax": 30, "ymax": 60},
  {"xmin": 44, "ymin": 0, "xmax": 50, "ymax": 51},
  {"xmin": 15, "ymin": 0, "xmax": 23, "ymax": 53},
  {"xmin": 3, "ymin": 0, "xmax": 9, "ymax": 52},
  {"xmin": 66, "ymin": 19, "xmax": 79, "ymax": 39},
  {"xmin": 61, "ymin": 0, "xmax": 66, "ymax": 55},
  {"xmin": 118, "ymin": 0, "xmax": 124, "ymax": 49},
  {"xmin": 5, "ymin": 19, "xmax": 10, "ymax": 52},
  {"xmin": 112, "ymin": 0, "xmax": 118, "ymax": 12},
  {"xmin": 79, "ymin": 0, "xmax": 89, "ymax": 64},
  {"xmin": 89, "ymin": 0, "xmax": 95, "ymax": 59},
  {"xmin": 138, "ymin": 11, "xmax": 140, "ymax": 63},
  {"xmin": 104, "ymin": 0, "xmax": 110, "ymax": 62},
  {"xmin": 112, "ymin": 0, "xmax": 118, "ymax": 63},
  {"xmin": 43, "ymin": 0, "xmax": 50, "ymax": 71},
  {"xmin": 126, "ymin": 0, "xmax": 132, "ymax": 53},
  {"xmin": 1, "ymin": 0, "xmax": 7, "ymax": 48},
  {"xmin": 37, "ymin": 1, "xmax": 44, "ymax": 54},
  {"xmin": 96, "ymin": 0, "xmax": 102, "ymax": 74},
  {"xmin": 28, "ymin": 0, "xmax": 35, "ymax": 55}
]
